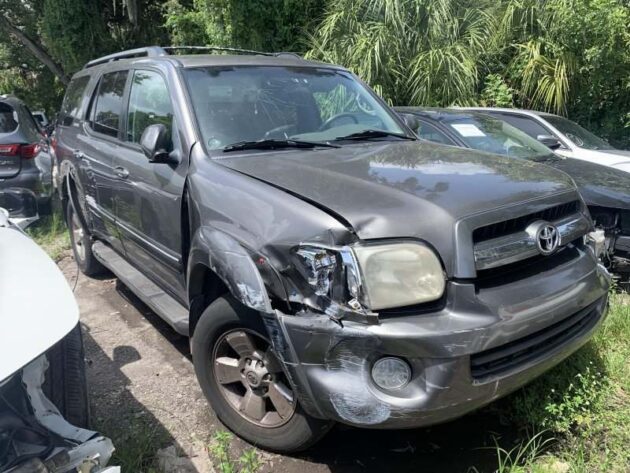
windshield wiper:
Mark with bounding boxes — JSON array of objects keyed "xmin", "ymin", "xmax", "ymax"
[
  {"xmin": 334, "ymin": 129, "xmax": 416, "ymax": 142},
  {"xmin": 223, "ymin": 138, "xmax": 339, "ymax": 152}
]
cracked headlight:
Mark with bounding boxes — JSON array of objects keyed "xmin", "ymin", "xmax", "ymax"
[
  {"xmin": 353, "ymin": 243, "xmax": 445, "ymax": 310},
  {"xmin": 296, "ymin": 242, "xmax": 445, "ymax": 312}
]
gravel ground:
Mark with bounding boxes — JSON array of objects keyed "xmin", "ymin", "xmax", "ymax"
[{"xmin": 58, "ymin": 254, "xmax": 512, "ymax": 473}]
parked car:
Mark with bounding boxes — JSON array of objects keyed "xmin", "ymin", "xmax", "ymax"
[
  {"xmin": 396, "ymin": 107, "xmax": 630, "ymax": 277},
  {"xmin": 461, "ymin": 107, "xmax": 630, "ymax": 172},
  {"xmin": 55, "ymin": 46, "xmax": 609, "ymax": 452},
  {"xmin": 31, "ymin": 110, "xmax": 49, "ymax": 128},
  {"xmin": 0, "ymin": 208, "xmax": 118, "ymax": 472},
  {"xmin": 0, "ymin": 95, "xmax": 53, "ymax": 225}
]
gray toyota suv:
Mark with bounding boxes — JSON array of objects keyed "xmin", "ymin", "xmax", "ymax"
[{"xmin": 55, "ymin": 46, "xmax": 610, "ymax": 452}]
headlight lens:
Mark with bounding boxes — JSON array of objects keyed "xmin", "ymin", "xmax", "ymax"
[{"xmin": 353, "ymin": 243, "xmax": 445, "ymax": 310}]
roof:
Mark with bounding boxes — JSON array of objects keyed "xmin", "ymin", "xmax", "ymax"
[
  {"xmin": 0, "ymin": 95, "xmax": 25, "ymax": 108},
  {"xmin": 455, "ymin": 106, "xmax": 559, "ymax": 118},
  {"xmin": 79, "ymin": 45, "xmax": 343, "ymax": 72},
  {"xmin": 395, "ymin": 106, "xmax": 493, "ymax": 123}
]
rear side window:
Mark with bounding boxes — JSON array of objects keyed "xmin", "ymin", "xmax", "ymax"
[
  {"xmin": 126, "ymin": 70, "xmax": 173, "ymax": 144},
  {"xmin": 91, "ymin": 70, "xmax": 128, "ymax": 137},
  {"xmin": 492, "ymin": 113, "xmax": 550, "ymax": 140},
  {"xmin": 60, "ymin": 76, "xmax": 90, "ymax": 125},
  {"xmin": 0, "ymin": 102, "xmax": 18, "ymax": 133}
]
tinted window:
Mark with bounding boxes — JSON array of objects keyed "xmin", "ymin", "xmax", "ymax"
[
  {"xmin": 127, "ymin": 70, "xmax": 173, "ymax": 145},
  {"xmin": 492, "ymin": 113, "xmax": 550, "ymax": 140},
  {"xmin": 91, "ymin": 70, "xmax": 128, "ymax": 137},
  {"xmin": 0, "ymin": 102, "xmax": 17, "ymax": 133},
  {"xmin": 60, "ymin": 75, "xmax": 90, "ymax": 124},
  {"xmin": 415, "ymin": 120, "xmax": 455, "ymax": 145}
]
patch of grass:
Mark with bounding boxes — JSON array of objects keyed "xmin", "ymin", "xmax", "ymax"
[
  {"xmin": 494, "ymin": 293, "xmax": 630, "ymax": 472},
  {"xmin": 95, "ymin": 418, "xmax": 166, "ymax": 473},
  {"xmin": 209, "ymin": 431, "xmax": 262, "ymax": 473},
  {"xmin": 26, "ymin": 209, "xmax": 70, "ymax": 261}
]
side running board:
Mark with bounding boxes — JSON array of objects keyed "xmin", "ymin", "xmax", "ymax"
[{"xmin": 92, "ymin": 242, "xmax": 189, "ymax": 335}]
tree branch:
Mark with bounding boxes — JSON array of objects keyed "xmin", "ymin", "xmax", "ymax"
[{"xmin": 0, "ymin": 14, "xmax": 69, "ymax": 85}]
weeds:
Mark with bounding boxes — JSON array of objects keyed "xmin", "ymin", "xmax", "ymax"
[
  {"xmin": 26, "ymin": 208, "xmax": 70, "ymax": 261},
  {"xmin": 209, "ymin": 431, "xmax": 262, "ymax": 473},
  {"xmin": 493, "ymin": 431, "xmax": 554, "ymax": 473}
]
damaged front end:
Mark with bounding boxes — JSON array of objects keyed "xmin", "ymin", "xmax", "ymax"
[
  {"xmin": 589, "ymin": 206, "xmax": 630, "ymax": 279},
  {"xmin": 0, "ymin": 356, "xmax": 117, "ymax": 473}
]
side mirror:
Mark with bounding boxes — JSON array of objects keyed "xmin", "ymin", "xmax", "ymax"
[
  {"xmin": 140, "ymin": 124, "xmax": 172, "ymax": 163},
  {"xmin": 399, "ymin": 113, "xmax": 421, "ymax": 133},
  {"xmin": 537, "ymin": 134, "xmax": 562, "ymax": 150}
]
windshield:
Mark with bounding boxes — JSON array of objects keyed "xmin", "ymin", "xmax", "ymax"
[
  {"xmin": 445, "ymin": 114, "xmax": 554, "ymax": 160},
  {"xmin": 183, "ymin": 66, "xmax": 406, "ymax": 151},
  {"xmin": 544, "ymin": 115, "xmax": 614, "ymax": 150}
]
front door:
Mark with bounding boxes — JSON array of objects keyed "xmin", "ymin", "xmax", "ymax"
[{"xmin": 114, "ymin": 68, "xmax": 187, "ymax": 301}]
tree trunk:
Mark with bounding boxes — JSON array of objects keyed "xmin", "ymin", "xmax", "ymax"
[{"xmin": 0, "ymin": 15, "xmax": 69, "ymax": 85}]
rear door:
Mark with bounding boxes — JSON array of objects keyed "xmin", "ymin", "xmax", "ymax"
[{"xmin": 113, "ymin": 68, "xmax": 187, "ymax": 299}]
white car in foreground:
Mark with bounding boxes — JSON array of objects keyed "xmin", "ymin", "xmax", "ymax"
[
  {"xmin": 0, "ymin": 209, "xmax": 117, "ymax": 472},
  {"xmin": 461, "ymin": 107, "xmax": 630, "ymax": 173}
]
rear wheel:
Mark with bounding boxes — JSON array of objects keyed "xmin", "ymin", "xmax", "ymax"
[
  {"xmin": 192, "ymin": 296, "xmax": 333, "ymax": 452},
  {"xmin": 67, "ymin": 202, "xmax": 104, "ymax": 276},
  {"xmin": 42, "ymin": 324, "xmax": 90, "ymax": 428}
]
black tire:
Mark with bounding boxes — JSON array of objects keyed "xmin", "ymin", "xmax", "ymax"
[
  {"xmin": 192, "ymin": 296, "xmax": 333, "ymax": 452},
  {"xmin": 67, "ymin": 201, "xmax": 104, "ymax": 277},
  {"xmin": 42, "ymin": 324, "xmax": 90, "ymax": 428}
]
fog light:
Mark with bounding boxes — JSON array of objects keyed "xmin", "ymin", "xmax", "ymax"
[{"xmin": 371, "ymin": 357, "xmax": 411, "ymax": 390}]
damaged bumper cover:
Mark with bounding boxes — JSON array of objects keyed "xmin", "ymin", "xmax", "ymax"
[
  {"xmin": 1, "ymin": 356, "xmax": 118, "ymax": 473},
  {"xmin": 267, "ymin": 247, "xmax": 610, "ymax": 428}
]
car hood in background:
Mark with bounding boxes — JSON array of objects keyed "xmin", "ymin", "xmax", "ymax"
[
  {"xmin": 0, "ymin": 221, "xmax": 79, "ymax": 382},
  {"xmin": 216, "ymin": 141, "xmax": 576, "ymax": 241},
  {"xmin": 564, "ymin": 147, "xmax": 630, "ymax": 170},
  {"xmin": 539, "ymin": 156, "xmax": 630, "ymax": 210}
]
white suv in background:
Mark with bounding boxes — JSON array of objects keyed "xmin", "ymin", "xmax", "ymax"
[{"xmin": 462, "ymin": 107, "xmax": 630, "ymax": 173}]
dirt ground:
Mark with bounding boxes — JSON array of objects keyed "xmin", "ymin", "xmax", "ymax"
[{"xmin": 58, "ymin": 255, "xmax": 517, "ymax": 473}]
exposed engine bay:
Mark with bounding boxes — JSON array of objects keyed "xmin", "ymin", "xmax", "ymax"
[
  {"xmin": 0, "ymin": 356, "xmax": 117, "ymax": 473},
  {"xmin": 590, "ymin": 206, "xmax": 630, "ymax": 279}
]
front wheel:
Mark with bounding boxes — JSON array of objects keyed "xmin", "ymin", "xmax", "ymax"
[{"xmin": 192, "ymin": 296, "xmax": 333, "ymax": 452}]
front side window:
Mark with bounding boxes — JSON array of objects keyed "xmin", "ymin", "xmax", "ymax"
[
  {"xmin": 447, "ymin": 115, "xmax": 553, "ymax": 160},
  {"xmin": 91, "ymin": 70, "xmax": 128, "ymax": 137},
  {"xmin": 544, "ymin": 115, "xmax": 613, "ymax": 150},
  {"xmin": 127, "ymin": 70, "xmax": 173, "ymax": 145},
  {"xmin": 60, "ymin": 75, "xmax": 90, "ymax": 125},
  {"xmin": 183, "ymin": 66, "xmax": 405, "ymax": 151}
]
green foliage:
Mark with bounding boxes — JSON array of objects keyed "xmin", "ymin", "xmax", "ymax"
[
  {"xmin": 209, "ymin": 431, "xmax": 262, "ymax": 473},
  {"xmin": 480, "ymin": 73, "xmax": 514, "ymax": 107},
  {"xmin": 165, "ymin": 0, "xmax": 325, "ymax": 52},
  {"xmin": 27, "ymin": 208, "xmax": 70, "ymax": 262},
  {"xmin": 40, "ymin": 0, "xmax": 111, "ymax": 74}
]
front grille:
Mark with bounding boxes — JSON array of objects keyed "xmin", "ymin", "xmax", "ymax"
[
  {"xmin": 470, "ymin": 299, "xmax": 603, "ymax": 381},
  {"xmin": 473, "ymin": 200, "xmax": 580, "ymax": 243}
]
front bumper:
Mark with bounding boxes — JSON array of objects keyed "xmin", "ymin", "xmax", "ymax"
[{"xmin": 271, "ymin": 246, "xmax": 610, "ymax": 428}]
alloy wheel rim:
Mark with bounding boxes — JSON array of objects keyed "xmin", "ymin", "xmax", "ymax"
[
  {"xmin": 71, "ymin": 210, "xmax": 86, "ymax": 261},
  {"xmin": 212, "ymin": 329, "xmax": 296, "ymax": 428}
]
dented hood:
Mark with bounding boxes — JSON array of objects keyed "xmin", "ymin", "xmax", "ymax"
[
  {"xmin": 216, "ymin": 141, "xmax": 576, "ymax": 240},
  {"xmin": 0, "ymin": 221, "xmax": 79, "ymax": 382}
]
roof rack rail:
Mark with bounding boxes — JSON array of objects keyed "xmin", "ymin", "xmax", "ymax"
[
  {"xmin": 162, "ymin": 46, "xmax": 276, "ymax": 56},
  {"xmin": 83, "ymin": 45, "xmax": 304, "ymax": 69},
  {"xmin": 84, "ymin": 46, "xmax": 167, "ymax": 68}
]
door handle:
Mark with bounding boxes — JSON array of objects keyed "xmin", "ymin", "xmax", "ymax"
[
  {"xmin": 114, "ymin": 166, "xmax": 129, "ymax": 179},
  {"xmin": 73, "ymin": 150, "xmax": 84, "ymax": 160}
]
